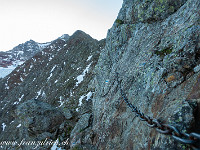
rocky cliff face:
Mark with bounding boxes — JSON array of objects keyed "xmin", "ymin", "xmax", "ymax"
[
  {"xmin": 0, "ymin": 0, "xmax": 200, "ymax": 150},
  {"xmin": 91, "ymin": 0, "xmax": 200, "ymax": 149}
]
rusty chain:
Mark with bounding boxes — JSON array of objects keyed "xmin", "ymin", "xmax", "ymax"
[{"xmin": 116, "ymin": 72, "xmax": 200, "ymax": 150}]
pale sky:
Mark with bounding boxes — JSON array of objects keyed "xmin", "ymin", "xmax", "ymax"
[{"xmin": 0, "ymin": 0, "xmax": 123, "ymax": 51}]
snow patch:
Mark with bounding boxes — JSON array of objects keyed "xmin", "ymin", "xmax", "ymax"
[
  {"xmin": 38, "ymin": 42, "xmax": 51, "ymax": 49},
  {"xmin": 2, "ymin": 123, "xmax": 6, "ymax": 131},
  {"xmin": 33, "ymin": 58, "xmax": 37, "ymax": 62},
  {"xmin": 5, "ymin": 82, "xmax": 9, "ymax": 90},
  {"xmin": 13, "ymin": 101, "xmax": 19, "ymax": 105},
  {"xmin": 87, "ymin": 55, "xmax": 92, "ymax": 61},
  {"xmin": 50, "ymin": 65, "xmax": 56, "ymax": 73},
  {"xmin": 58, "ymin": 96, "xmax": 64, "ymax": 107},
  {"xmin": 16, "ymin": 124, "xmax": 21, "ymax": 128},
  {"xmin": 47, "ymin": 65, "xmax": 56, "ymax": 80},
  {"xmin": 75, "ymin": 63, "xmax": 92, "ymax": 86},
  {"xmin": 78, "ymin": 91, "xmax": 93, "ymax": 107},
  {"xmin": 42, "ymin": 91, "xmax": 46, "ymax": 97},
  {"xmin": 77, "ymin": 91, "xmax": 93, "ymax": 109},
  {"xmin": 78, "ymin": 95, "xmax": 85, "ymax": 106},
  {"xmin": 19, "ymin": 94, "xmax": 24, "ymax": 102},
  {"xmin": 1, "ymin": 103, "xmax": 7, "ymax": 109},
  {"xmin": 36, "ymin": 89, "xmax": 42, "ymax": 98},
  {"xmin": 29, "ymin": 64, "xmax": 33, "ymax": 71},
  {"xmin": 76, "ymin": 75, "xmax": 84, "ymax": 86},
  {"xmin": 86, "ymin": 91, "xmax": 93, "ymax": 101},
  {"xmin": 0, "ymin": 60, "xmax": 24, "ymax": 78},
  {"xmin": 42, "ymin": 51, "xmax": 45, "ymax": 55},
  {"xmin": 47, "ymin": 73, "xmax": 53, "ymax": 80},
  {"xmin": 20, "ymin": 76, "xmax": 24, "ymax": 82},
  {"xmin": 70, "ymin": 91, "xmax": 73, "ymax": 97},
  {"xmin": 10, "ymin": 121, "xmax": 14, "ymax": 124},
  {"xmin": 37, "ymin": 89, "xmax": 42, "ymax": 95},
  {"xmin": 0, "ymin": 67, "xmax": 14, "ymax": 78}
]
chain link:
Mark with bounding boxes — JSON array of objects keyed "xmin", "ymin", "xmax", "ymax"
[{"xmin": 116, "ymin": 72, "xmax": 200, "ymax": 149}]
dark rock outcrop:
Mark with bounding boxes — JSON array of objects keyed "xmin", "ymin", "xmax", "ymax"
[{"xmin": 16, "ymin": 99, "xmax": 65, "ymax": 135}]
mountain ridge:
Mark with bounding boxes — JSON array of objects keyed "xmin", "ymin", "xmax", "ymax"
[
  {"xmin": 0, "ymin": 34, "xmax": 70, "ymax": 78},
  {"xmin": 0, "ymin": 30, "xmax": 105, "ymax": 149}
]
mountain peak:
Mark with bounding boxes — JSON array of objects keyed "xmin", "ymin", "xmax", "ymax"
[
  {"xmin": 71, "ymin": 30, "xmax": 92, "ymax": 39},
  {"xmin": 59, "ymin": 34, "xmax": 70, "ymax": 41},
  {"xmin": 67, "ymin": 30, "xmax": 95, "ymax": 46},
  {"xmin": 25, "ymin": 39, "xmax": 37, "ymax": 44},
  {"xmin": 29, "ymin": 39, "xmax": 35, "ymax": 42}
]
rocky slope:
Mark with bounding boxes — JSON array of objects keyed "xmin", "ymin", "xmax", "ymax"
[{"xmin": 0, "ymin": 30, "xmax": 105, "ymax": 149}]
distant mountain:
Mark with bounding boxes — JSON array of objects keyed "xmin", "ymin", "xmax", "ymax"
[
  {"xmin": 0, "ymin": 34, "xmax": 69, "ymax": 78},
  {"xmin": 57, "ymin": 34, "xmax": 70, "ymax": 41},
  {"xmin": 8, "ymin": 39, "xmax": 43, "ymax": 60}
]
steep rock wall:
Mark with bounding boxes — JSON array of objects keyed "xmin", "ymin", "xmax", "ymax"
[{"xmin": 93, "ymin": 0, "xmax": 200, "ymax": 149}]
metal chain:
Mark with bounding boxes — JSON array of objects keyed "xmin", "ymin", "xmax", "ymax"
[{"xmin": 116, "ymin": 72, "xmax": 200, "ymax": 150}]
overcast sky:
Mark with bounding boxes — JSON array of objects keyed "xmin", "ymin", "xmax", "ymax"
[{"xmin": 0, "ymin": 0, "xmax": 123, "ymax": 51}]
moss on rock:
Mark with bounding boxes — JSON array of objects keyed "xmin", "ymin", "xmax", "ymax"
[
  {"xmin": 115, "ymin": 19, "xmax": 124, "ymax": 25},
  {"xmin": 155, "ymin": 47, "xmax": 173, "ymax": 57}
]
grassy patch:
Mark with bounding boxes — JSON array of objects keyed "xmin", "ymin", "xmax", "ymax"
[
  {"xmin": 155, "ymin": 47, "xmax": 173, "ymax": 57},
  {"xmin": 115, "ymin": 19, "xmax": 124, "ymax": 25},
  {"xmin": 67, "ymin": 126, "xmax": 73, "ymax": 135}
]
